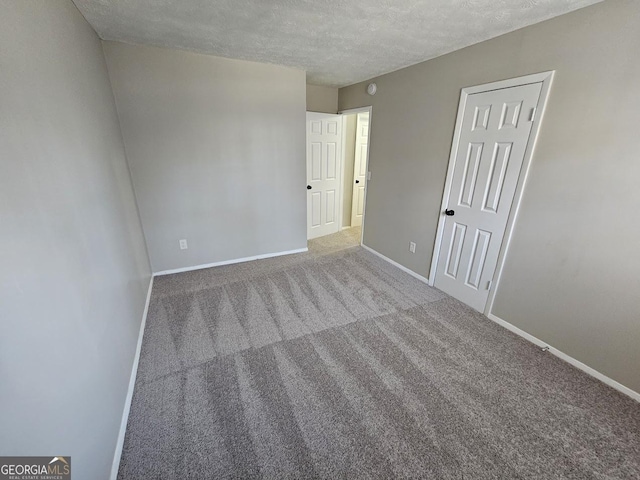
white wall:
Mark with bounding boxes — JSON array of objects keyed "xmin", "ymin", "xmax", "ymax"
[
  {"xmin": 103, "ymin": 42, "xmax": 308, "ymax": 273},
  {"xmin": 339, "ymin": 0, "xmax": 640, "ymax": 393},
  {"xmin": 0, "ymin": 2, "xmax": 151, "ymax": 478}
]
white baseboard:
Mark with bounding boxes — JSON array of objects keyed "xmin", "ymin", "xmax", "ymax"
[
  {"xmin": 361, "ymin": 244, "xmax": 430, "ymax": 285},
  {"xmin": 487, "ymin": 313, "xmax": 640, "ymax": 403},
  {"xmin": 153, "ymin": 247, "xmax": 308, "ymax": 276},
  {"xmin": 110, "ymin": 276, "xmax": 154, "ymax": 480}
]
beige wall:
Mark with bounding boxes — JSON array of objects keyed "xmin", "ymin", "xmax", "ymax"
[
  {"xmin": 104, "ymin": 42, "xmax": 307, "ymax": 273},
  {"xmin": 0, "ymin": 2, "xmax": 151, "ymax": 478},
  {"xmin": 307, "ymin": 84, "xmax": 339, "ymax": 113},
  {"xmin": 339, "ymin": 0, "xmax": 640, "ymax": 393}
]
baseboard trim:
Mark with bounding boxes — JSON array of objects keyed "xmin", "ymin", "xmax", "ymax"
[
  {"xmin": 153, "ymin": 247, "xmax": 309, "ymax": 276},
  {"xmin": 110, "ymin": 276, "xmax": 154, "ymax": 480},
  {"xmin": 361, "ymin": 244, "xmax": 430, "ymax": 285},
  {"xmin": 487, "ymin": 313, "xmax": 640, "ymax": 403}
]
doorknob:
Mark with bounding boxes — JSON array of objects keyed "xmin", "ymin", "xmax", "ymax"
[
  {"xmin": 307, "ymin": 185, "xmax": 312, "ymax": 190},
  {"xmin": 355, "ymin": 180, "xmax": 360, "ymax": 184},
  {"xmin": 445, "ymin": 209, "xmax": 455, "ymax": 216}
]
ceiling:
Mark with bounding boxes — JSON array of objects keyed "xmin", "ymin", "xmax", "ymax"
[{"xmin": 73, "ymin": 0, "xmax": 601, "ymax": 87}]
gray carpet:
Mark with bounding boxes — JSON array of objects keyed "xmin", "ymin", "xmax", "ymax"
[{"xmin": 118, "ymin": 231, "xmax": 640, "ymax": 479}]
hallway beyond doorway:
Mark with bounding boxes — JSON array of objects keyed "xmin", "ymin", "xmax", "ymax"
[{"xmin": 308, "ymin": 226, "xmax": 361, "ymax": 256}]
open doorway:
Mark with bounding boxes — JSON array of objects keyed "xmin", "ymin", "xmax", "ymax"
[
  {"xmin": 305, "ymin": 107, "xmax": 372, "ymax": 253},
  {"xmin": 342, "ymin": 111, "xmax": 369, "ymax": 231}
]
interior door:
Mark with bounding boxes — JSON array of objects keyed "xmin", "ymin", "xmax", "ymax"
[
  {"xmin": 350, "ymin": 112, "xmax": 369, "ymax": 227},
  {"xmin": 435, "ymin": 82, "xmax": 543, "ymax": 312},
  {"xmin": 307, "ymin": 112, "xmax": 343, "ymax": 240}
]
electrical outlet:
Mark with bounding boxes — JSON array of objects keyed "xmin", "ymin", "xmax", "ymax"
[
  {"xmin": 179, "ymin": 239, "xmax": 188, "ymax": 250},
  {"xmin": 409, "ymin": 241, "xmax": 416, "ymax": 253}
]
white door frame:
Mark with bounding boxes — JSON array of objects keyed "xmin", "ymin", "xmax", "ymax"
[
  {"xmin": 338, "ymin": 106, "xmax": 373, "ymax": 246},
  {"xmin": 428, "ymin": 71, "xmax": 555, "ymax": 316}
]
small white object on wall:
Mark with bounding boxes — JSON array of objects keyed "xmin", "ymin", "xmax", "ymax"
[{"xmin": 367, "ymin": 83, "xmax": 377, "ymax": 95}]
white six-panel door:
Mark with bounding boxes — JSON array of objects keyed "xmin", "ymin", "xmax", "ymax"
[
  {"xmin": 351, "ymin": 112, "xmax": 369, "ymax": 227},
  {"xmin": 307, "ymin": 112, "xmax": 343, "ymax": 240},
  {"xmin": 434, "ymin": 82, "xmax": 543, "ymax": 312}
]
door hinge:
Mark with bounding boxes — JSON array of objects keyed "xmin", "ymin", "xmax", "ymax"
[
  {"xmin": 486, "ymin": 280, "xmax": 493, "ymax": 290},
  {"xmin": 529, "ymin": 107, "xmax": 537, "ymax": 122}
]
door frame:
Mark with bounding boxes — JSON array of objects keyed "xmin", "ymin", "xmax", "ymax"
[
  {"xmin": 428, "ymin": 71, "xmax": 555, "ymax": 316},
  {"xmin": 338, "ymin": 106, "xmax": 373, "ymax": 246}
]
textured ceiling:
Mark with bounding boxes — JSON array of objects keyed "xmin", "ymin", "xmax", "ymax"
[{"xmin": 73, "ymin": 0, "xmax": 601, "ymax": 87}]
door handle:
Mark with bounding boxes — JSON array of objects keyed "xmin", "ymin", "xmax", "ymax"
[
  {"xmin": 445, "ymin": 209, "xmax": 455, "ymax": 216},
  {"xmin": 355, "ymin": 180, "xmax": 360, "ymax": 184},
  {"xmin": 307, "ymin": 185, "xmax": 312, "ymax": 190}
]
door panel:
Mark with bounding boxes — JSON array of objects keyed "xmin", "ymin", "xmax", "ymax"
[
  {"xmin": 355, "ymin": 186, "xmax": 365, "ymax": 219},
  {"xmin": 307, "ymin": 113, "xmax": 343, "ymax": 239},
  {"xmin": 326, "ymin": 143, "xmax": 337, "ymax": 179},
  {"xmin": 326, "ymin": 190, "xmax": 336, "ymax": 223},
  {"xmin": 445, "ymin": 223, "xmax": 466, "ymax": 278},
  {"xmin": 311, "ymin": 143, "xmax": 322, "ymax": 180},
  {"xmin": 351, "ymin": 112, "xmax": 369, "ymax": 227},
  {"xmin": 466, "ymin": 229, "xmax": 491, "ymax": 289},
  {"xmin": 435, "ymin": 82, "xmax": 543, "ymax": 312},
  {"xmin": 459, "ymin": 143, "xmax": 483, "ymax": 207},
  {"xmin": 358, "ymin": 145, "xmax": 367, "ymax": 175},
  {"xmin": 311, "ymin": 192, "xmax": 321, "ymax": 227},
  {"xmin": 482, "ymin": 142, "xmax": 512, "ymax": 212}
]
